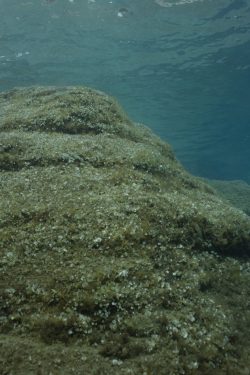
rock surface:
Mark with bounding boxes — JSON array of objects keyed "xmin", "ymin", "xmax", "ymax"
[
  {"xmin": 0, "ymin": 86, "xmax": 250, "ymax": 374},
  {"xmin": 207, "ymin": 179, "xmax": 250, "ymax": 216}
]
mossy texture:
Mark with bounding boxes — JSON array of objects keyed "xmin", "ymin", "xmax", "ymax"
[
  {"xmin": 0, "ymin": 86, "xmax": 250, "ymax": 374},
  {"xmin": 206, "ymin": 179, "xmax": 250, "ymax": 216}
]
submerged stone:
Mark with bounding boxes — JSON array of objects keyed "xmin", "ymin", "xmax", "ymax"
[
  {"xmin": 0, "ymin": 86, "xmax": 249, "ymax": 374},
  {"xmin": 207, "ymin": 178, "xmax": 250, "ymax": 216}
]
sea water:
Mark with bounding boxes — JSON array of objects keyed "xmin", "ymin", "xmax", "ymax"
[{"xmin": 0, "ymin": 0, "xmax": 249, "ymax": 181}]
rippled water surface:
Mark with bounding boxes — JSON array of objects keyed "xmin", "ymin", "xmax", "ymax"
[{"xmin": 0, "ymin": 0, "xmax": 250, "ymax": 181}]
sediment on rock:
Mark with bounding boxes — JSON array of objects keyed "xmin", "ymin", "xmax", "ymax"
[{"xmin": 0, "ymin": 86, "xmax": 249, "ymax": 375}]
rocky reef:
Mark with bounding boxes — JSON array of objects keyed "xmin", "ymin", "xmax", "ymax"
[
  {"xmin": 0, "ymin": 86, "xmax": 249, "ymax": 374},
  {"xmin": 207, "ymin": 179, "xmax": 250, "ymax": 217}
]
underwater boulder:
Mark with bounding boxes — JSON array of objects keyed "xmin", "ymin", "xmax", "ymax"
[
  {"xmin": 0, "ymin": 86, "xmax": 249, "ymax": 375},
  {"xmin": 206, "ymin": 178, "xmax": 250, "ymax": 217}
]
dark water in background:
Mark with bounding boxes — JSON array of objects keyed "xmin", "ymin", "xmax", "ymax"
[{"xmin": 0, "ymin": 0, "xmax": 250, "ymax": 182}]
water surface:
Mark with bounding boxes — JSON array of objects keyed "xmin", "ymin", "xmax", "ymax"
[{"xmin": 0, "ymin": 0, "xmax": 250, "ymax": 181}]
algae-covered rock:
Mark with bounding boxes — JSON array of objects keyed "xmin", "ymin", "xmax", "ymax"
[
  {"xmin": 0, "ymin": 86, "xmax": 250, "ymax": 375},
  {"xmin": 206, "ymin": 179, "xmax": 250, "ymax": 216}
]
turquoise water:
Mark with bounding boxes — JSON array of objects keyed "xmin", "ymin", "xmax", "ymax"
[{"xmin": 0, "ymin": 0, "xmax": 249, "ymax": 181}]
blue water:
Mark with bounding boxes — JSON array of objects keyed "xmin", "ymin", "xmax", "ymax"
[{"xmin": 0, "ymin": 0, "xmax": 250, "ymax": 182}]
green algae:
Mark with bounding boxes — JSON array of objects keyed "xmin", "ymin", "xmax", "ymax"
[
  {"xmin": 0, "ymin": 86, "xmax": 250, "ymax": 374},
  {"xmin": 206, "ymin": 178, "xmax": 250, "ymax": 216}
]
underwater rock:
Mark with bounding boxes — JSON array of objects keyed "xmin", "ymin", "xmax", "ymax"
[
  {"xmin": 206, "ymin": 178, "xmax": 250, "ymax": 216},
  {"xmin": 0, "ymin": 86, "xmax": 249, "ymax": 374}
]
